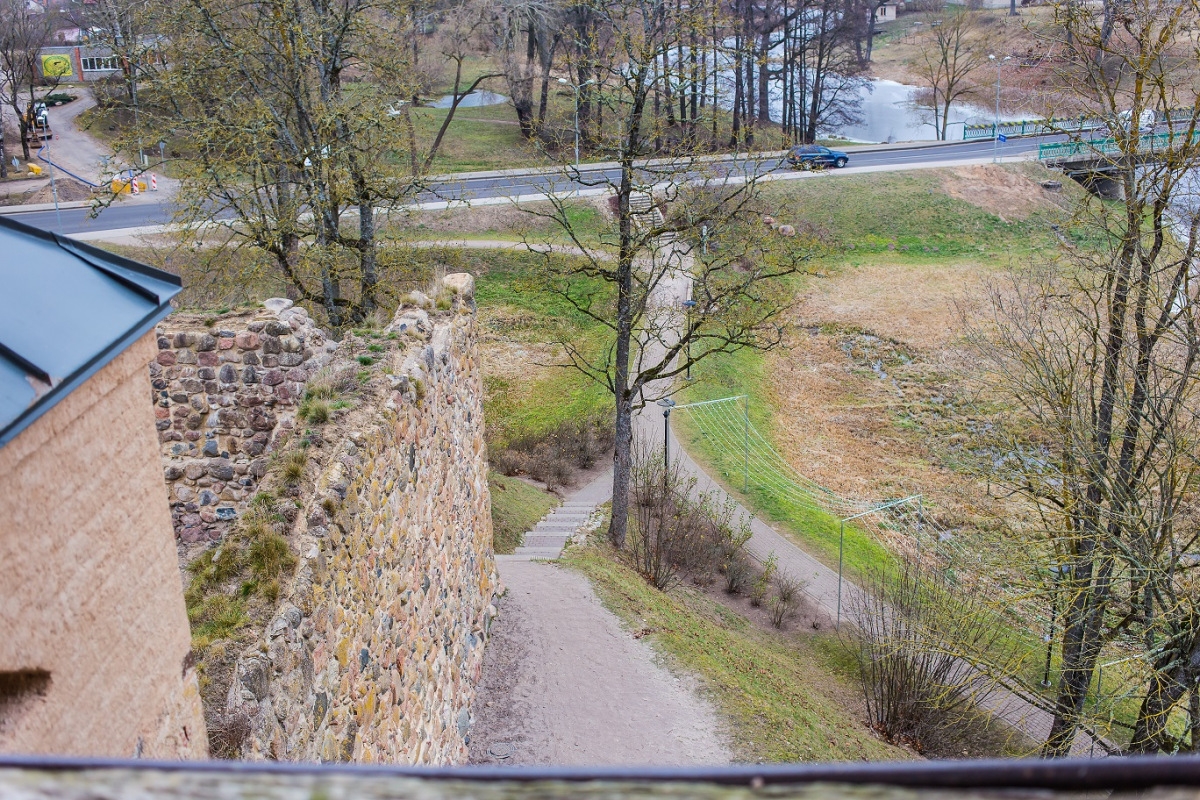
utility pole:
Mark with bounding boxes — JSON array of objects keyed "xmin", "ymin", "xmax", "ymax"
[{"xmin": 989, "ymin": 54, "xmax": 1011, "ymax": 164}]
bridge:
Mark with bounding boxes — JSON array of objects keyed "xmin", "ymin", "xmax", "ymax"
[
  {"xmin": 1037, "ymin": 130, "xmax": 1196, "ymax": 197},
  {"xmin": 963, "ymin": 107, "xmax": 1192, "ymax": 141}
]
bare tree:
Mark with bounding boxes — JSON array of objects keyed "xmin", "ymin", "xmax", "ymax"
[
  {"xmin": 975, "ymin": 0, "xmax": 1200, "ymax": 756},
  {"xmin": 914, "ymin": 8, "xmax": 988, "ymax": 140},
  {"xmin": 522, "ymin": 0, "xmax": 812, "ymax": 550},
  {"xmin": 495, "ymin": 0, "xmax": 559, "ymax": 139},
  {"xmin": 0, "ymin": 0, "xmax": 59, "ymax": 165},
  {"xmin": 127, "ymin": 0, "xmax": 483, "ymax": 328}
]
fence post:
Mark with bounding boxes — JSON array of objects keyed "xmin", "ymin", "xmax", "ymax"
[
  {"xmin": 743, "ymin": 395, "xmax": 750, "ymax": 493},
  {"xmin": 837, "ymin": 519, "xmax": 845, "ymax": 629}
]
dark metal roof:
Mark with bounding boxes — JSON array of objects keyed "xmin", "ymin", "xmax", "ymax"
[{"xmin": 0, "ymin": 214, "xmax": 180, "ymax": 448}]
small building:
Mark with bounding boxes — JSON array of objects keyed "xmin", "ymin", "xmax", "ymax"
[
  {"xmin": 874, "ymin": 1, "xmax": 899, "ymax": 23},
  {"xmin": 37, "ymin": 44, "xmax": 122, "ymax": 81},
  {"xmin": 0, "ymin": 217, "xmax": 207, "ymax": 758}
]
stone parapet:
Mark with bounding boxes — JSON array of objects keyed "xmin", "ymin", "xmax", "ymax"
[{"xmin": 149, "ymin": 301, "xmax": 337, "ymax": 544}]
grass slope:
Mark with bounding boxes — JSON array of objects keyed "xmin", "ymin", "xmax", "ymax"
[
  {"xmin": 489, "ymin": 471, "xmax": 558, "ymax": 554},
  {"xmin": 565, "ymin": 545, "xmax": 910, "ymax": 763},
  {"xmin": 473, "ymin": 249, "xmax": 612, "ymax": 446}
]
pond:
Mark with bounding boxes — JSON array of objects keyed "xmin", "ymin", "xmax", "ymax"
[
  {"xmin": 429, "ymin": 90, "xmax": 508, "ymax": 109},
  {"xmin": 829, "ymin": 79, "xmax": 1019, "ymax": 143}
]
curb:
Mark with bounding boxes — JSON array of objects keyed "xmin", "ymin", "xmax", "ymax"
[{"xmin": 0, "ymin": 200, "xmax": 94, "ymax": 215}]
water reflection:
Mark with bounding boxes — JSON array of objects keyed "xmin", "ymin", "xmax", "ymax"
[{"xmin": 824, "ymin": 79, "xmax": 1017, "ymax": 143}]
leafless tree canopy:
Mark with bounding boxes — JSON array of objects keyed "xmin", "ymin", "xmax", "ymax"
[{"xmin": 974, "ymin": 0, "xmax": 1200, "ymax": 756}]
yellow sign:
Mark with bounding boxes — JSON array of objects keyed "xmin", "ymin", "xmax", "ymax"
[{"xmin": 41, "ymin": 54, "xmax": 73, "ymax": 78}]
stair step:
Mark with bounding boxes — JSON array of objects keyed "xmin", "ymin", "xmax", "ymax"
[
  {"xmin": 512, "ymin": 548, "xmax": 565, "ymax": 558},
  {"xmin": 524, "ymin": 536, "xmax": 570, "ymax": 547}
]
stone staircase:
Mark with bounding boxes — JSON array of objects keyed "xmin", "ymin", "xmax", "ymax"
[
  {"xmin": 508, "ymin": 501, "xmax": 598, "ymax": 560},
  {"xmin": 630, "ymin": 192, "xmax": 676, "ymax": 246}
]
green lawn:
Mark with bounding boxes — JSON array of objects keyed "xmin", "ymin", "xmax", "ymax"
[{"xmin": 471, "ymin": 248, "xmax": 613, "ymax": 447}]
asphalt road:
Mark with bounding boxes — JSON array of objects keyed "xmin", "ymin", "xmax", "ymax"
[{"xmin": 4, "ymin": 134, "xmax": 1050, "ymax": 236}]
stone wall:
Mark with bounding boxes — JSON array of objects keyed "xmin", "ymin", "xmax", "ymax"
[
  {"xmin": 222, "ymin": 276, "xmax": 499, "ymax": 764},
  {"xmin": 150, "ymin": 302, "xmax": 336, "ymax": 545}
]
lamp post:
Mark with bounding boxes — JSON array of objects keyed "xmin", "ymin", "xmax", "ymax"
[
  {"xmin": 557, "ymin": 77, "xmax": 596, "ymax": 166},
  {"xmin": 988, "ymin": 54, "xmax": 1012, "ymax": 164},
  {"xmin": 656, "ymin": 398, "xmax": 676, "ymax": 492},
  {"xmin": 41, "ymin": 119, "xmax": 61, "ymax": 233},
  {"xmin": 682, "ymin": 299, "xmax": 697, "ymax": 380},
  {"xmin": 1042, "ymin": 563, "xmax": 1068, "ymax": 688}
]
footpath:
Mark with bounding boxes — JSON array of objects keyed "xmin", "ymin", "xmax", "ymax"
[{"xmin": 468, "ymin": 470, "xmax": 731, "ymax": 766}]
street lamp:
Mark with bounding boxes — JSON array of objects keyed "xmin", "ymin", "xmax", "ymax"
[
  {"xmin": 1042, "ymin": 563, "xmax": 1069, "ymax": 688},
  {"xmin": 557, "ymin": 77, "xmax": 596, "ymax": 167},
  {"xmin": 682, "ymin": 299, "xmax": 697, "ymax": 380},
  {"xmin": 656, "ymin": 398, "xmax": 676, "ymax": 491},
  {"xmin": 988, "ymin": 54, "xmax": 1012, "ymax": 164}
]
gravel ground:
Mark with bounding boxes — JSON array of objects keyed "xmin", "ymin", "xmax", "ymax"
[{"xmin": 468, "ymin": 558, "xmax": 731, "ymax": 767}]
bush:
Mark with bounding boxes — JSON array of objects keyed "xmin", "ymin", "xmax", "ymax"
[
  {"xmin": 491, "ymin": 411, "xmax": 615, "ymax": 489},
  {"xmin": 769, "ymin": 569, "xmax": 807, "ymax": 629},
  {"xmin": 749, "ymin": 553, "xmax": 777, "ymax": 607},
  {"xmin": 843, "ymin": 556, "xmax": 1008, "ymax": 752},
  {"xmin": 724, "ymin": 554, "xmax": 754, "ymax": 594},
  {"xmin": 628, "ymin": 437, "xmax": 754, "ymax": 591}
]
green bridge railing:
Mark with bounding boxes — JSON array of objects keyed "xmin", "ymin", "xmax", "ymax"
[
  {"xmin": 1037, "ymin": 131, "xmax": 1185, "ymax": 162},
  {"xmin": 964, "ymin": 108, "xmax": 1191, "ymax": 141}
]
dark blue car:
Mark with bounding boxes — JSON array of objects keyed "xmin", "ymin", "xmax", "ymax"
[{"xmin": 786, "ymin": 144, "xmax": 849, "ymax": 169}]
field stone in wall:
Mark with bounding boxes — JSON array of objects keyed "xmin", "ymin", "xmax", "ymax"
[
  {"xmin": 225, "ymin": 275, "xmax": 499, "ymax": 765},
  {"xmin": 150, "ymin": 301, "xmax": 337, "ymax": 548}
]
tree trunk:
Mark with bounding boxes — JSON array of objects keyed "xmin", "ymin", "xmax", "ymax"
[
  {"xmin": 730, "ymin": 32, "xmax": 744, "ymax": 146},
  {"xmin": 865, "ymin": 4, "xmax": 879, "ymax": 62},
  {"xmin": 757, "ymin": 31, "xmax": 771, "ymax": 125},
  {"xmin": 1043, "ymin": 560, "xmax": 1109, "ymax": 756},
  {"xmin": 1129, "ymin": 637, "xmax": 1200, "ymax": 753},
  {"xmin": 608, "ymin": 163, "xmax": 636, "ymax": 549},
  {"xmin": 358, "ymin": 200, "xmax": 377, "ymax": 319},
  {"xmin": 610, "ymin": 391, "xmax": 634, "ymax": 548}
]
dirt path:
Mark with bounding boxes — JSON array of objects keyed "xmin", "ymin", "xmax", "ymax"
[
  {"xmin": 469, "ymin": 560, "xmax": 730, "ymax": 766},
  {"xmin": 469, "ymin": 471, "xmax": 731, "ymax": 767}
]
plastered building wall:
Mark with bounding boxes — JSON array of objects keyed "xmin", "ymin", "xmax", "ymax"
[{"xmin": 0, "ymin": 332, "xmax": 208, "ymax": 758}]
